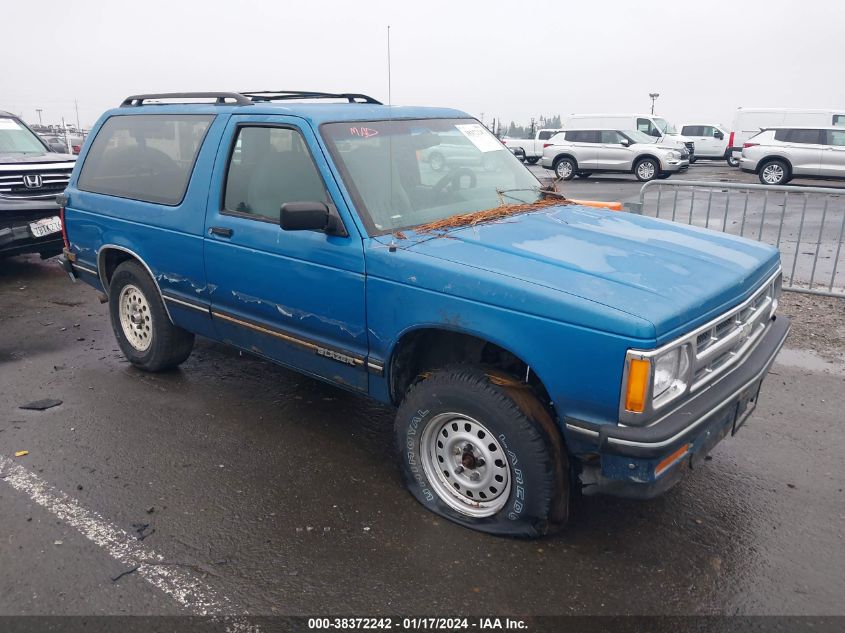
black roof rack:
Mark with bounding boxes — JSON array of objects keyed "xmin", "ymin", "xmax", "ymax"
[
  {"xmin": 120, "ymin": 92, "xmax": 253, "ymax": 107},
  {"xmin": 239, "ymin": 90, "xmax": 382, "ymax": 105}
]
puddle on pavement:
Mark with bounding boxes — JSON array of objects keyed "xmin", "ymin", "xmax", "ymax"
[{"xmin": 775, "ymin": 347, "xmax": 845, "ymax": 376}]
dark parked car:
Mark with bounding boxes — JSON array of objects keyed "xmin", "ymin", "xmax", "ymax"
[{"xmin": 0, "ymin": 111, "xmax": 76, "ymax": 258}]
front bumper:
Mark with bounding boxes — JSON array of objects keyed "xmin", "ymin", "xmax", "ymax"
[
  {"xmin": 566, "ymin": 315, "xmax": 790, "ymax": 498},
  {"xmin": 0, "ymin": 197, "xmax": 64, "ymax": 258},
  {"xmin": 661, "ymin": 158, "xmax": 689, "ymax": 173}
]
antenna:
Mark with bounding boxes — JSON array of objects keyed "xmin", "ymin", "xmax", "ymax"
[{"xmin": 387, "ymin": 25, "xmax": 392, "ymax": 107}]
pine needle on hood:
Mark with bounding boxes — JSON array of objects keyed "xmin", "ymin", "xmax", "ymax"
[{"xmin": 413, "ymin": 193, "xmax": 571, "ymax": 234}]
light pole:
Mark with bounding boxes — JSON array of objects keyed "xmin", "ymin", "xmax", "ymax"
[
  {"xmin": 36, "ymin": 109, "xmax": 43, "ymax": 125},
  {"xmin": 649, "ymin": 93, "xmax": 660, "ymax": 115}
]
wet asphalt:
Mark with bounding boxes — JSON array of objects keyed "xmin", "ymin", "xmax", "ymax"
[{"xmin": 1, "ymin": 179, "xmax": 844, "ymax": 617}]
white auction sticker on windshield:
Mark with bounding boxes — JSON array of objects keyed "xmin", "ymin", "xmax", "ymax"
[
  {"xmin": 455, "ymin": 123, "xmax": 504, "ymax": 152},
  {"xmin": 0, "ymin": 118, "xmax": 23, "ymax": 130}
]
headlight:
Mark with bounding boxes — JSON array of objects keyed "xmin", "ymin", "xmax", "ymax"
[
  {"xmin": 652, "ymin": 345, "xmax": 690, "ymax": 402},
  {"xmin": 667, "ymin": 150, "xmax": 681, "ymax": 159}
]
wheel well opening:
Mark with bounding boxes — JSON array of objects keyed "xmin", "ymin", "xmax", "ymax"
[
  {"xmin": 636, "ymin": 154, "xmax": 659, "ymax": 166},
  {"xmin": 758, "ymin": 156, "xmax": 792, "ymax": 175},
  {"xmin": 388, "ymin": 328, "xmax": 555, "ymax": 413},
  {"xmin": 99, "ymin": 249, "xmax": 135, "ymax": 291},
  {"xmin": 553, "ymin": 154, "xmax": 577, "ymax": 168}
]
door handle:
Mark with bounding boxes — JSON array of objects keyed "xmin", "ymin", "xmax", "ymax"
[{"xmin": 209, "ymin": 226, "xmax": 233, "ymax": 238}]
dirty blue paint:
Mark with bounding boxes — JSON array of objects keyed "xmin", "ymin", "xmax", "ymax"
[{"xmin": 62, "ymin": 99, "xmax": 782, "ymax": 496}]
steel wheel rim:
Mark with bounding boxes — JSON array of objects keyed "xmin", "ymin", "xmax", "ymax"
[
  {"xmin": 638, "ymin": 161, "xmax": 655, "ymax": 179},
  {"xmin": 557, "ymin": 161, "xmax": 572, "ymax": 179},
  {"xmin": 118, "ymin": 284, "xmax": 153, "ymax": 351},
  {"xmin": 420, "ymin": 412, "xmax": 512, "ymax": 518},
  {"xmin": 763, "ymin": 164, "xmax": 783, "ymax": 183}
]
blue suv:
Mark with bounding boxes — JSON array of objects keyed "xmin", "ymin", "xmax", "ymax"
[{"xmin": 58, "ymin": 91, "xmax": 789, "ymax": 537}]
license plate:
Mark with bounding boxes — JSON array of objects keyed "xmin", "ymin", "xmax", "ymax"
[
  {"xmin": 732, "ymin": 381, "xmax": 762, "ymax": 435},
  {"xmin": 29, "ymin": 216, "xmax": 62, "ymax": 238}
]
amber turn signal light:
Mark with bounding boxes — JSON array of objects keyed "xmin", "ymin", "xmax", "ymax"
[{"xmin": 625, "ymin": 358, "xmax": 650, "ymax": 413}]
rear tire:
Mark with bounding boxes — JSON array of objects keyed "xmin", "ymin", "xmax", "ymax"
[
  {"xmin": 526, "ymin": 157, "xmax": 540, "ymax": 165},
  {"xmin": 758, "ymin": 159, "xmax": 789, "ymax": 185},
  {"xmin": 395, "ymin": 366, "xmax": 569, "ymax": 538},
  {"xmin": 634, "ymin": 158, "xmax": 659, "ymax": 182},
  {"xmin": 656, "ymin": 173, "xmax": 671, "ymax": 179},
  {"xmin": 553, "ymin": 157, "xmax": 576, "ymax": 180},
  {"xmin": 726, "ymin": 154, "xmax": 740, "ymax": 168},
  {"xmin": 576, "ymin": 172, "xmax": 592, "ymax": 179},
  {"xmin": 108, "ymin": 260, "xmax": 194, "ymax": 372}
]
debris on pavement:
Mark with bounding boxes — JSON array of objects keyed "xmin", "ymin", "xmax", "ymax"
[
  {"xmin": 131, "ymin": 523, "xmax": 155, "ymax": 541},
  {"xmin": 111, "ymin": 565, "xmax": 140, "ymax": 582},
  {"xmin": 19, "ymin": 399, "xmax": 63, "ymax": 411},
  {"xmin": 14, "ymin": 450, "xmax": 29, "ymax": 457}
]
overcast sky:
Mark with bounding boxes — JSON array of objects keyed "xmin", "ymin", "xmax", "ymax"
[{"xmin": 2, "ymin": 0, "xmax": 841, "ymax": 130}]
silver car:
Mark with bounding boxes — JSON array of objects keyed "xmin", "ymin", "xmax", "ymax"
[
  {"xmin": 540, "ymin": 129, "xmax": 689, "ymax": 181},
  {"xmin": 740, "ymin": 127, "xmax": 845, "ymax": 185}
]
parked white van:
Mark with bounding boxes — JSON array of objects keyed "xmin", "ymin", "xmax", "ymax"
[
  {"xmin": 564, "ymin": 114, "xmax": 695, "ymax": 159},
  {"xmin": 727, "ymin": 108, "xmax": 845, "ymax": 164}
]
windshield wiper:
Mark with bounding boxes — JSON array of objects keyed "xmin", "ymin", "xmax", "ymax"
[{"xmin": 497, "ymin": 186, "xmax": 567, "ymax": 203}]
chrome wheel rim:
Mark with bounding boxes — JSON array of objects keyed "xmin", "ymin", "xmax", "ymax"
[
  {"xmin": 762, "ymin": 164, "xmax": 783, "ymax": 184},
  {"xmin": 420, "ymin": 413, "xmax": 511, "ymax": 518},
  {"xmin": 556, "ymin": 161, "xmax": 572, "ymax": 179},
  {"xmin": 118, "ymin": 284, "xmax": 152, "ymax": 351},
  {"xmin": 637, "ymin": 161, "xmax": 656, "ymax": 179}
]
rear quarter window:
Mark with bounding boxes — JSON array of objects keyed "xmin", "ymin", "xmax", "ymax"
[{"xmin": 78, "ymin": 114, "xmax": 214, "ymax": 206}]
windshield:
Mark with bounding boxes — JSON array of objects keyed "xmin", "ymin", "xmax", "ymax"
[
  {"xmin": 0, "ymin": 117, "xmax": 47, "ymax": 154},
  {"xmin": 654, "ymin": 118, "xmax": 677, "ymax": 134},
  {"xmin": 624, "ymin": 130, "xmax": 658, "ymax": 144},
  {"xmin": 322, "ymin": 118, "xmax": 543, "ymax": 233}
]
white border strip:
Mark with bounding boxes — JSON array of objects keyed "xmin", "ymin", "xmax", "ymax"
[{"xmin": 0, "ymin": 455, "xmax": 245, "ymax": 621}]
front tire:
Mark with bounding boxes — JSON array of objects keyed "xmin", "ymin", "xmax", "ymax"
[
  {"xmin": 759, "ymin": 159, "xmax": 789, "ymax": 185},
  {"xmin": 525, "ymin": 157, "xmax": 540, "ymax": 165},
  {"xmin": 395, "ymin": 366, "xmax": 569, "ymax": 538},
  {"xmin": 108, "ymin": 260, "xmax": 194, "ymax": 372},
  {"xmin": 634, "ymin": 158, "xmax": 659, "ymax": 181},
  {"xmin": 553, "ymin": 157, "xmax": 576, "ymax": 180}
]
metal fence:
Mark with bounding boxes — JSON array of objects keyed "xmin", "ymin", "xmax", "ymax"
[{"xmin": 625, "ymin": 180, "xmax": 845, "ymax": 297}]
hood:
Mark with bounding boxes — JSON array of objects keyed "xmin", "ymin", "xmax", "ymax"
[
  {"xmin": 402, "ymin": 205, "xmax": 780, "ymax": 341},
  {"xmin": 0, "ymin": 152, "xmax": 76, "ymax": 165}
]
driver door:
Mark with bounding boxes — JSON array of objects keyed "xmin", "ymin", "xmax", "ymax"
[
  {"xmin": 203, "ymin": 115, "xmax": 369, "ymax": 391},
  {"xmin": 595, "ymin": 130, "xmax": 635, "ymax": 170}
]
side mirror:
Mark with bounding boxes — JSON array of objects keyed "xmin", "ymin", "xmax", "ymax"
[
  {"xmin": 280, "ymin": 202, "xmax": 347, "ymax": 236},
  {"xmin": 49, "ymin": 142, "xmax": 68, "ymax": 153},
  {"xmin": 620, "ymin": 138, "xmax": 631, "ymax": 146},
  {"xmin": 714, "ymin": 131, "xmax": 724, "ymax": 139}
]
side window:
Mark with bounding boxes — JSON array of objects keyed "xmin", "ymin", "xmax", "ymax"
[
  {"xmin": 781, "ymin": 129, "xmax": 822, "ymax": 144},
  {"xmin": 566, "ymin": 131, "xmax": 584, "ymax": 143},
  {"xmin": 581, "ymin": 131, "xmax": 601, "ymax": 143},
  {"xmin": 700, "ymin": 126, "xmax": 715, "ymax": 137},
  {"xmin": 833, "ymin": 115, "xmax": 845, "ymax": 127},
  {"xmin": 637, "ymin": 118, "xmax": 654, "ymax": 134},
  {"xmin": 682, "ymin": 125, "xmax": 701, "ymax": 136},
  {"xmin": 826, "ymin": 129, "xmax": 845, "ymax": 147},
  {"xmin": 223, "ymin": 126, "xmax": 329, "ymax": 221},
  {"xmin": 78, "ymin": 114, "xmax": 213, "ymax": 205},
  {"xmin": 538, "ymin": 130, "xmax": 554, "ymax": 140},
  {"xmin": 600, "ymin": 130, "xmax": 624, "ymax": 144}
]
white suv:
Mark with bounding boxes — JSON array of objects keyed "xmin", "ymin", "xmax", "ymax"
[
  {"xmin": 740, "ymin": 127, "xmax": 845, "ymax": 185},
  {"xmin": 541, "ymin": 129, "xmax": 689, "ymax": 181}
]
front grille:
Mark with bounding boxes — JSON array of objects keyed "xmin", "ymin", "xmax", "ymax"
[
  {"xmin": 680, "ymin": 150, "xmax": 690, "ymax": 159},
  {"xmin": 684, "ymin": 141, "xmax": 695, "ymax": 154},
  {"xmin": 690, "ymin": 273, "xmax": 781, "ymax": 390},
  {"xmin": 0, "ymin": 166, "xmax": 73, "ymax": 200}
]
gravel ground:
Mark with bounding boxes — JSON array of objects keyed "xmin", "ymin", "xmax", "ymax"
[{"xmin": 779, "ymin": 291, "xmax": 845, "ymax": 361}]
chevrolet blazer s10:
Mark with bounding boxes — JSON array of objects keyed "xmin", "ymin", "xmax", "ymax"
[{"xmin": 58, "ymin": 91, "xmax": 789, "ymax": 537}]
